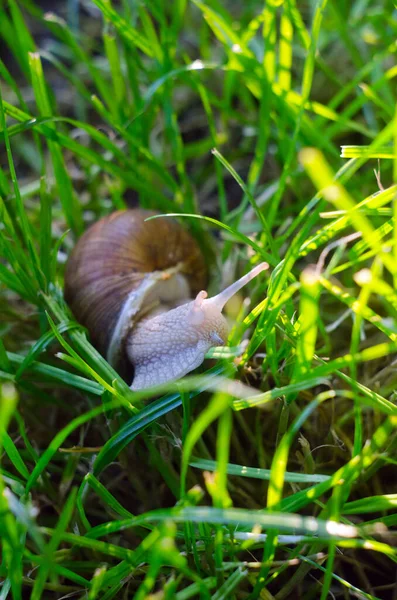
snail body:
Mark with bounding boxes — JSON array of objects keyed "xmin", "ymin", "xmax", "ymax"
[{"xmin": 64, "ymin": 209, "xmax": 267, "ymax": 390}]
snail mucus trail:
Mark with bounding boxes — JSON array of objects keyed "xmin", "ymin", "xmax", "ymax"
[{"xmin": 64, "ymin": 209, "xmax": 268, "ymax": 390}]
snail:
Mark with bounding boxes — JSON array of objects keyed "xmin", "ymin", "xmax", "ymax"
[{"xmin": 64, "ymin": 209, "xmax": 267, "ymax": 390}]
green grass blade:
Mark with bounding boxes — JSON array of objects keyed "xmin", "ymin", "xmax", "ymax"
[{"xmin": 28, "ymin": 52, "xmax": 83, "ymax": 235}]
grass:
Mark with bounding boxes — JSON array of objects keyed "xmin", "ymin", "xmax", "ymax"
[{"xmin": 0, "ymin": 0, "xmax": 396, "ymax": 598}]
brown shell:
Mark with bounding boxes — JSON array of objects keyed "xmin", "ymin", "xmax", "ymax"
[{"xmin": 64, "ymin": 209, "xmax": 207, "ymax": 373}]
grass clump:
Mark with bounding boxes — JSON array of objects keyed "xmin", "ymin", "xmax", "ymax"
[{"xmin": 0, "ymin": 1, "xmax": 397, "ymax": 598}]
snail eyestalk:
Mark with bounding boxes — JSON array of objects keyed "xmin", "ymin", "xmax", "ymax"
[{"xmin": 206, "ymin": 262, "xmax": 269, "ymax": 311}]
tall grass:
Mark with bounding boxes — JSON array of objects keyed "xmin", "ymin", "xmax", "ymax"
[{"xmin": 0, "ymin": 1, "xmax": 396, "ymax": 598}]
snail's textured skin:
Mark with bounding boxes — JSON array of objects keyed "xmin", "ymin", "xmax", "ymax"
[
  {"xmin": 64, "ymin": 209, "xmax": 207, "ymax": 377},
  {"xmin": 128, "ymin": 298, "xmax": 227, "ymax": 390}
]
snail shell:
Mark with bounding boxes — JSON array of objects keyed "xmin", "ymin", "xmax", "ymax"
[{"xmin": 64, "ymin": 209, "xmax": 207, "ymax": 380}]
